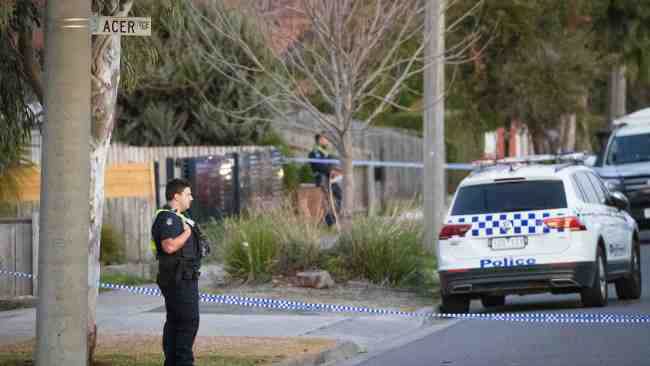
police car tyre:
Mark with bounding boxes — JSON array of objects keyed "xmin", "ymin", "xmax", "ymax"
[
  {"xmin": 615, "ymin": 241, "xmax": 642, "ymax": 300},
  {"xmin": 581, "ymin": 246, "xmax": 608, "ymax": 308},
  {"xmin": 440, "ymin": 294, "xmax": 470, "ymax": 314},
  {"xmin": 481, "ymin": 295, "xmax": 506, "ymax": 308}
]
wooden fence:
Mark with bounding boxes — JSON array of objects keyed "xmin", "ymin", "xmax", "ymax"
[
  {"xmin": 356, "ymin": 127, "xmax": 423, "ymax": 200},
  {"xmin": 15, "ymin": 142, "xmax": 376, "ymax": 271},
  {"xmin": 0, "ymin": 215, "xmax": 38, "ymax": 298},
  {"xmin": 106, "ymin": 144, "xmax": 274, "ymax": 207},
  {"xmin": 273, "ymin": 110, "xmax": 425, "ymax": 202},
  {"xmin": 13, "ymin": 163, "xmax": 155, "ymax": 201},
  {"xmin": 18, "ymin": 144, "xmax": 283, "ymax": 267}
]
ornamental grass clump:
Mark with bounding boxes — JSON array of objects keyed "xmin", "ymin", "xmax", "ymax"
[
  {"xmin": 331, "ymin": 212, "xmax": 435, "ymax": 289},
  {"xmin": 216, "ymin": 201, "xmax": 324, "ymax": 283}
]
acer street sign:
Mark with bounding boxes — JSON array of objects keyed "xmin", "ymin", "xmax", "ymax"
[{"xmin": 91, "ymin": 17, "xmax": 151, "ymax": 36}]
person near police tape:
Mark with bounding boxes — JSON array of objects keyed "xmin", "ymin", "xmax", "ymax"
[
  {"xmin": 151, "ymin": 178, "xmax": 211, "ymax": 366},
  {"xmin": 308, "ymin": 132, "xmax": 343, "ymax": 226}
]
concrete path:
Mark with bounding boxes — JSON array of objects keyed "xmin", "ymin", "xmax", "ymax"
[{"xmin": 0, "ymin": 284, "xmax": 447, "ymax": 364}]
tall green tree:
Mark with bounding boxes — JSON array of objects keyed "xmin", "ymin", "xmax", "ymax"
[
  {"xmin": 0, "ymin": 1, "xmax": 40, "ymax": 202},
  {"xmin": 592, "ymin": 1, "xmax": 650, "ymax": 125},
  {"xmin": 448, "ymin": 1, "xmax": 600, "ymax": 153},
  {"xmin": 115, "ymin": 0, "xmax": 275, "ymax": 146}
]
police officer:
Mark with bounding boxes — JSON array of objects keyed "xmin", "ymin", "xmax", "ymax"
[
  {"xmin": 152, "ymin": 178, "xmax": 201, "ymax": 366},
  {"xmin": 308, "ymin": 133, "xmax": 342, "ymax": 226}
]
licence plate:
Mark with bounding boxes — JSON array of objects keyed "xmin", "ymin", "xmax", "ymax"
[
  {"xmin": 490, "ymin": 236, "xmax": 527, "ymax": 251},
  {"xmin": 645, "ymin": 208, "xmax": 650, "ymax": 219}
]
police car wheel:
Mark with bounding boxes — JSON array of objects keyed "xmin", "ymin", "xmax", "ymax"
[
  {"xmin": 581, "ymin": 246, "xmax": 608, "ymax": 308},
  {"xmin": 481, "ymin": 295, "xmax": 505, "ymax": 308},
  {"xmin": 615, "ymin": 241, "xmax": 642, "ymax": 300},
  {"xmin": 440, "ymin": 294, "xmax": 470, "ymax": 314}
]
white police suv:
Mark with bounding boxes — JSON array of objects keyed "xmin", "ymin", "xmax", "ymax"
[{"xmin": 437, "ymin": 156, "xmax": 642, "ymax": 313}]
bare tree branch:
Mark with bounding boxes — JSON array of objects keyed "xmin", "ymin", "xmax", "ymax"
[{"xmin": 187, "ymin": 0, "xmax": 485, "ymax": 227}]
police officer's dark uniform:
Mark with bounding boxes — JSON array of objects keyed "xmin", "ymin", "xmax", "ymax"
[
  {"xmin": 152, "ymin": 205, "xmax": 201, "ymax": 366},
  {"xmin": 309, "ymin": 142, "xmax": 342, "ymax": 226}
]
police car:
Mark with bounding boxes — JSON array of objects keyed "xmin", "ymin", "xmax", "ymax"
[{"xmin": 437, "ymin": 155, "xmax": 642, "ymax": 313}]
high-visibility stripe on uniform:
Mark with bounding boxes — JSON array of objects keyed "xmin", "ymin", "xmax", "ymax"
[{"xmin": 150, "ymin": 209, "xmax": 195, "ymax": 258}]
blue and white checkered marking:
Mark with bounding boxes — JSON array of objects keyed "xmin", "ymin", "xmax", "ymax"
[
  {"xmin": 447, "ymin": 210, "xmax": 568, "ymax": 238},
  {"xmin": 3, "ymin": 269, "xmax": 649, "ymax": 324}
]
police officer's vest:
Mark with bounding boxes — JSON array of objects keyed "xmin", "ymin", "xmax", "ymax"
[{"xmin": 150, "ymin": 208, "xmax": 197, "ymax": 259}]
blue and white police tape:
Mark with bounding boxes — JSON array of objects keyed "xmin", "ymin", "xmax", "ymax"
[
  {"xmin": 2, "ymin": 269, "xmax": 648, "ymax": 324},
  {"xmin": 282, "ymin": 157, "xmax": 474, "ymax": 171}
]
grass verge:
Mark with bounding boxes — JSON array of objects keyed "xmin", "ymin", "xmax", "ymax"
[
  {"xmin": 0, "ymin": 334, "xmax": 336, "ymax": 366},
  {"xmin": 99, "ymin": 273, "xmax": 153, "ymax": 293}
]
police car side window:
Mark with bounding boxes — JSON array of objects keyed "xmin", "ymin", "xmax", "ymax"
[
  {"xmin": 576, "ymin": 173, "xmax": 599, "ymax": 204},
  {"xmin": 585, "ymin": 172, "xmax": 607, "ymax": 204},
  {"xmin": 571, "ymin": 174, "xmax": 588, "ymax": 202}
]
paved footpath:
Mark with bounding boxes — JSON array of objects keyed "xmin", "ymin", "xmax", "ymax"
[{"xmin": 0, "ymin": 284, "xmax": 449, "ymax": 365}]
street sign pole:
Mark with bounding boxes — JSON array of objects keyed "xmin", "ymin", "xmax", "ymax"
[
  {"xmin": 35, "ymin": 12, "xmax": 151, "ymax": 365},
  {"xmin": 36, "ymin": 2, "xmax": 91, "ymax": 365}
]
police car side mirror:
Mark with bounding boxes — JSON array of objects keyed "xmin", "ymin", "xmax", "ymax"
[{"xmin": 608, "ymin": 191, "xmax": 630, "ymax": 212}]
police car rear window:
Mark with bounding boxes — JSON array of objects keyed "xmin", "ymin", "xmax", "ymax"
[{"xmin": 451, "ymin": 180, "xmax": 567, "ymax": 215}]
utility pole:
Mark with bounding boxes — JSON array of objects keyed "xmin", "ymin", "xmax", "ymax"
[
  {"xmin": 423, "ymin": 0, "xmax": 446, "ymax": 253},
  {"xmin": 35, "ymin": 1, "xmax": 91, "ymax": 365}
]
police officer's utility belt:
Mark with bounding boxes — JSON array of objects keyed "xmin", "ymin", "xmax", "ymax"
[{"xmin": 158, "ymin": 256, "xmax": 200, "ymax": 286}]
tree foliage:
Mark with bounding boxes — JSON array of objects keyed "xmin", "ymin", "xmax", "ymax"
[
  {"xmin": 0, "ymin": 1, "xmax": 40, "ymax": 200},
  {"xmin": 592, "ymin": 1, "xmax": 650, "ymax": 113},
  {"xmin": 115, "ymin": 0, "xmax": 276, "ymax": 146},
  {"xmin": 444, "ymin": 1, "xmax": 601, "ymax": 151}
]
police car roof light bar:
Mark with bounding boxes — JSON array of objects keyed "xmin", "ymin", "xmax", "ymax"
[{"xmin": 472, "ymin": 152, "xmax": 589, "ymax": 173}]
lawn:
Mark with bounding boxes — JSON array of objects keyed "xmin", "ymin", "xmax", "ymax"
[{"xmin": 0, "ymin": 334, "xmax": 336, "ymax": 366}]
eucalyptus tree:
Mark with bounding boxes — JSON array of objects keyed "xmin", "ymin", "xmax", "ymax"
[{"xmin": 0, "ymin": 0, "xmax": 134, "ymax": 362}]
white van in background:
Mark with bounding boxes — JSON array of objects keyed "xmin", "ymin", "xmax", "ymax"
[{"xmin": 594, "ymin": 108, "xmax": 650, "ymax": 228}]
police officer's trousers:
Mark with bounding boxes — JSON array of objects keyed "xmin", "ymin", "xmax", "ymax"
[{"xmin": 159, "ymin": 278, "xmax": 200, "ymax": 366}]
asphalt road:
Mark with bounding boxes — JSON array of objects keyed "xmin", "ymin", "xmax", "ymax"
[{"xmin": 352, "ymin": 231, "xmax": 650, "ymax": 366}]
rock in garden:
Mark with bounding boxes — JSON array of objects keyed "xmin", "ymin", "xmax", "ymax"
[{"xmin": 296, "ymin": 270, "xmax": 335, "ymax": 289}]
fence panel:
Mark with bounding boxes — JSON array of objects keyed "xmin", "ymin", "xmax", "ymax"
[{"xmin": 0, "ymin": 218, "xmax": 33, "ymax": 298}]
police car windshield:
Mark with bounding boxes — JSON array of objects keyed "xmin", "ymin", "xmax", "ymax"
[
  {"xmin": 451, "ymin": 180, "xmax": 567, "ymax": 215},
  {"xmin": 607, "ymin": 133, "xmax": 650, "ymax": 165}
]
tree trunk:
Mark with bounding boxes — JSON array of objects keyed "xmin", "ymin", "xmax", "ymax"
[
  {"xmin": 339, "ymin": 131, "xmax": 355, "ymax": 231},
  {"xmin": 530, "ymin": 127, "xmax": 548, "ymax": 154},
  {"xmin": 608, "ymin": 64, "xmax": 627, "ymax": 126},
  {"xmin": 578, "ymin": 116, "xmax": 593, "ymax": 152},
  {"xmin": 86, "ymin": 31, "xmax": 123, "ymax": 365},
  {"xmin": 35, "ymin": 2, "xmax": 90, "ymax": 365},
  {"xmin": 558, "ymin": 113, "xmax": 576, "ymax": 153}
]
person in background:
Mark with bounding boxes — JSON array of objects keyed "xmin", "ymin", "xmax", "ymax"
[{"xmin": 308, "ymin": 133, "xmax": 342, "ymax": 226}]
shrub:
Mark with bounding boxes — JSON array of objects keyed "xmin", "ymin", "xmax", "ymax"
[
  {"xmin": 269, "ymin": 204, "xmax": 322, "ymax": 275},
  {"xmin": 207, "ymin": 200, "xmax": 439, "ymax": 291},
  {"xmin": 217, "ymin": 202, "xmax": 324, "ymax": 283},
  {"xmin": 200, "ymin": 218, "xmax": 226, "ymax": 262},
  {"xmin": 377, "ymin": 198, "xmax": 422, "ymax": 218},
  {"xmin": 281, "ymin": 163, "xmax": 301, "ymax": 192},
  {"xmin": 100, "ymin": 224, "xmax": 126, "ymax": 265},
  {"xmin": 328, "ymin": 214, "xmax": 435, "ymax": 289},
  {"xmin": 222, "ymin": 212, "xmax": 279, "ymax": 283},
  {"xmin": 0, "ymin": 202, "xmax": 17, "ymax": 218}
]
